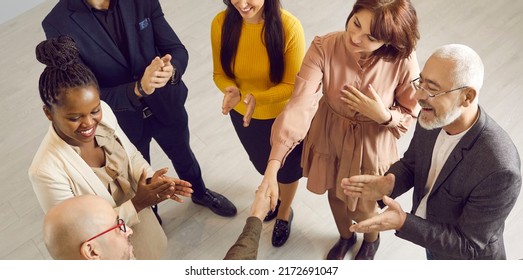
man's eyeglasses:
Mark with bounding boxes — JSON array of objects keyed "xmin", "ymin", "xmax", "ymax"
[
  {"xmin": 85, "ymin": 218, "xmax": 127, "ymax": 242},
  {"xmin": 411, "ymin": 77, "xmax": 468, "ymax": 98}
]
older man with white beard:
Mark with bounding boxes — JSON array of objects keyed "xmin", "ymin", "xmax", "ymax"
[{"xmin": 340, "ymin": 44, "xmax": 521, "ymax": 260}]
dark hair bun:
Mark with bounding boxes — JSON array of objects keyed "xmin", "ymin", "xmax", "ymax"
[{"xmin": 35, "ymin": 35, "xmax": 80, "ymax": 71}]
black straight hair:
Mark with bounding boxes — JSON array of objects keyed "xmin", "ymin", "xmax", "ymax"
[{"xmin": 220, "ymin": 0, "xmax": 285, "ymax": 84}]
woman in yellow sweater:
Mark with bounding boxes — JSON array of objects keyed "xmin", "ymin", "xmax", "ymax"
[{"xmin": 211, "ymin": 0, "xmax": 305, "ymax": 247}]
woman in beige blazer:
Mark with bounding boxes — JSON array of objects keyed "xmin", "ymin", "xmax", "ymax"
[{"xmin": 29, "ymin": 36, "xmax": 192, "ymax": 259}]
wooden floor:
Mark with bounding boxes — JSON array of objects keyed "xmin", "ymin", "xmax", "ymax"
[{"xmin": 0, "ymin": 0, "xmax": 522, "ymax": 260}]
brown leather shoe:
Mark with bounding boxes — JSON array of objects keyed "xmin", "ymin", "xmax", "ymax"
[
  {"xmin": 354, "ymin": 235, "xmax": 380, "ymax": 260},
  {"xmin": 326, "ymin": 234, "xmax": 357, "ymax": 260}
]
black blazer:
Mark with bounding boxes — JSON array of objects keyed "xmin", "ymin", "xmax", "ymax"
[
  {"xmin": 388, "ymin": 107, "xmax": 521, "ymax": 259},
  {"xmin": 42, "ymin": 0, "xmax": 189, "ymax": 142}
]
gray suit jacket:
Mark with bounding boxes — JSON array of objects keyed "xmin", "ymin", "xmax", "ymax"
[{"xmin": 388, "ymin": 107, "xmax": 521, "ymax": 259}]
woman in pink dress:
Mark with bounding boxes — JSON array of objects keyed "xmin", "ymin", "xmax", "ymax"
[{"xmin": 259, "ymin": 0, "xmax": 421, "ymax": 260}]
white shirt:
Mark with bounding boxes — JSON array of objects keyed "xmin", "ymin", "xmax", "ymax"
[{"xmin": 414, "ymin": 127, "xmax": 469, "ymax": 218}]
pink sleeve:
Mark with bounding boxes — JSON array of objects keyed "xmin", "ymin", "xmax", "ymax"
[
  {"xmin": 384, "ymin": 52, "xmax": 421, "ymax": 139},
  {"xmin": 269, "ymin": 36, "xmax": 325, "ymax": 165}
]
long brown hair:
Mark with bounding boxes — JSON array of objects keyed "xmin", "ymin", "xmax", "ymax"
[{"xmin": 346, "ymin": 0, "xmax": 419, "ymax": 62}]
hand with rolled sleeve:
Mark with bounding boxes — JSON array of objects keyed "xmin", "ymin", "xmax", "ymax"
[
  {"xmin": 131, "ymin": 168, "xmax": 193, "ymax": 213},
  {"xmin": 340, "ymin": 84, "xmax": 392, "ymax": 124}
]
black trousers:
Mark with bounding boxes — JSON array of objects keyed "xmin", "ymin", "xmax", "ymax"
[
  {"xmin": 229, "ymin": 110, "xmax": 303, "ymax": 184},
  {"xmin": 132, "ymin": 107, "xmax": 207, "ymax": 200}
]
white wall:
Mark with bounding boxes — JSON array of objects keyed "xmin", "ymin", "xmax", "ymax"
[{"xmin": 0, "ymin": 0, "xmax": 47, "ymax": 25}]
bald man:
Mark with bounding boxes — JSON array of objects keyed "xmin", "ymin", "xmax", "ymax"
[{"xmin": 43, "ymin": 195, "xmax": 134, "ymax": 260}]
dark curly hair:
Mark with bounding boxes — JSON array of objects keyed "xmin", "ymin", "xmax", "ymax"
[{"xmin": 36, "ymin": 35, "xmax": 99, "ymax": 108}]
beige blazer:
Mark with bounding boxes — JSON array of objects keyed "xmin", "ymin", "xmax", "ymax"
[{"xmin": 29, "ymin": 101, "xmax": 167, "ymax": 259}]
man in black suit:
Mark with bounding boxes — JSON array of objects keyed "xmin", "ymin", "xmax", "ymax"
[
  {"xmin": 342, "ymin": 44, "xmax": 521, "ymax": 259},
  {"xmin": 42, "ymin": 0, "xmax": 237, "ymax": 219}
]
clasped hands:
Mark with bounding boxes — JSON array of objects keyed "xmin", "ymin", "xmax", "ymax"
[
  {"xmin": 222, "ymin": 86, "xmax": 256, "ymax": 127},
  {"xmin": 254, "ymin": 159, "xmax": 281, "ymax": 217},
  {"xmin": 340, "ymin": 173, "xmax": 407, "ymax": 232},
  {"xmin": 131, "ymin": 167, "xmax": 193, "ymax": 213},
  {"xmin": 139, "ymin": 54, "xmax": 176, "ymax": 95},
  {"xmin": 249, "ymin": 175, "xmax": 273, "ymax": 221}
]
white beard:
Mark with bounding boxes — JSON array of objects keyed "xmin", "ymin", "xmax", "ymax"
[{"xmin": 418, "ymin": 102, "xmax": 461, "ymax": 130}]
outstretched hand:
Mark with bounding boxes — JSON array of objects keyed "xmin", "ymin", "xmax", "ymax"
[
  {"xmin": 341, "ymin": 173, "xmax": 395, "ymax": 201},
  {"xmin": 349, "ymin": 195, "xmax": 407, "ymax": 233},
  {"xmin": 250, "ymin": 178, "xmax": 272, "ymax": 221},
  {"xmin": 258, "ymin": 160, "xmax": 281, "ymax": 212}
]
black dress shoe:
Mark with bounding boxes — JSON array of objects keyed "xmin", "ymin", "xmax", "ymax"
[
  {"xmin": 151, "ymin": 204, "xmax": 162, "ymax": 225},
  {"xmin": 263, "ymin": 199, "xmax": 281, "ymax": 222},
  {"xmin": 192, "ymin": 189, "xmax": 237, "ymax": 217},
  {"xmin": 354, "ymin": 235, "xmax": 380, "ymax": 260},
  {"xmin": 326, "ymin": 234, "xmax": 357, "ymax": 260},
  {"xmin": 271, "ymin": 208, "xmax": 293, "ymax": 247}
]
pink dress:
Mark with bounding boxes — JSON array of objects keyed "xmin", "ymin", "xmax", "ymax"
[{"xmin": 269, "ymin": 31, "xmax": 420, "ymax": 212}]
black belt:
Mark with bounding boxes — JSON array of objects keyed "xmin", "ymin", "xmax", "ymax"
[
  {"xmin": 142, "ymin": 106, "xmax": 153, "ymax": 119},
  {"xmin": 140, "ymin": 99, "xmax": 153, "ymax": 119}
]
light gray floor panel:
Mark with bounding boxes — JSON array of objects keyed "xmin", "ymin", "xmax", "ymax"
[{"xmin": 0, "ymin": 0, "xmax": 521, "ymax": 260}]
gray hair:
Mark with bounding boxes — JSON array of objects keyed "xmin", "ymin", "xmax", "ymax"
[{"xmin": 431, "ymin": 44, "xmax": 484, "ymax": 93}]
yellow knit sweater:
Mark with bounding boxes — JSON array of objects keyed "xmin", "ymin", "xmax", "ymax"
[{"xmin": 211, "ymin": 9, "xmax": 305, "ymax": 119}]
